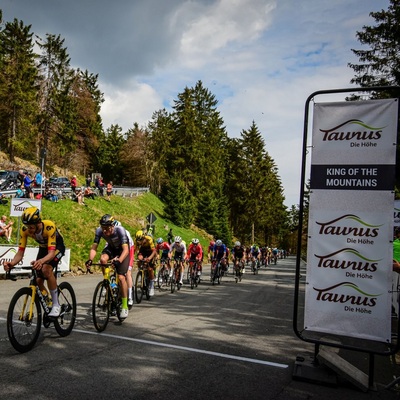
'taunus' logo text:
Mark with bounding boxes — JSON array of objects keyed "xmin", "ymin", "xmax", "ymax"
[
  {"xmin": 316, "ymin": 214, "xmax": 382, "ymax": 238},
  {"xmin": 314, "ymin": 248, "xmax": 379, "ymax": 272},
  {"xmin": 313, "ymin": 282, "xmax": 380, "ymax": 307},
  {"xmin": 319, "ymin": 119, "xmax": 384, "ymax": 142}
]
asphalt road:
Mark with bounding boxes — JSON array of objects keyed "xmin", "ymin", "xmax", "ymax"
[{"xmin": 0, "ymin": 258, "xmax": 399, "ymax": 399}]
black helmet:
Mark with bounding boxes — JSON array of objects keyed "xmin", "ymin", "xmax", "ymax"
[
  {"xmin": 100, "ymin": 214, "xmax": 115, "ymax": 227},
  {"xmin": 22, "ymin": 207, "xmax": 42, "ymax": 225}
]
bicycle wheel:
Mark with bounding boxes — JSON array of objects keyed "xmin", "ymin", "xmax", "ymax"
[
  {"xmin": 186, "ymin": 267, "xmax": 191, "ymax": 284},
  {"xmin": 145, "ymin": 275, "xmax": 151, "ymax": 300},
  {"xmin": 116, "ymin": 290, "xmax": 125, "ymax": 323},
  {"xmin": 54, "ymin": 282, "xmax": 76, "ymax": 337},
  {"xmin": 157, "ymin": 267, "xmax": 166, "ymax": 290},
  {"xmin": 92, "ymin": 281, "xmax": 110, "ymax": 332},
  {"xmin": 170, "ymin": 268, "xmax": 176, "ymax": 293},
  {"xmin": 135, "ymin": 271, "xmax": 144, "ymax": 304},
  {"xmin": 190, "ymin": 267, "xmax": 195, "ymax": 289},
  {"xmin": 7, "ymin": 287, "xmax": 42, "ymax": 353},
  {"xmin": 217, "ymin": 266, "xmax": 222, "ymax": 284}
]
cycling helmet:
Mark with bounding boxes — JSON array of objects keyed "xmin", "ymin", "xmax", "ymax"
[
  {"xmin": 235, "ymin": 241, "xmax": 241, "ymax": 247},
  {"xmin": 100, "ymin": 214, "xmax": 115, "ymax": 227},
  {"xmin": 210, "ymin": 241, "xmax": 215, "ymax": 246},
  {"xmin": 135, "ymin": 230, "xmax": 144, "ymax": 240},
  {"xmin": 216, "ymin": 239, "xmax": 222, "ymax": 246},
  {"xmin": 192, "ymin": 238, "xmax": 199, "ymax": 245},
  {"xmin": 156, "ymin": 237, "xmax": 163, "ymax": 244},
  {"xmin": 22, "ymin": 207, "xmax": 41, "ymax": 225},
  {"xmin": 174, "ymin": 236, "xmax": 182, "ymax": 243}
]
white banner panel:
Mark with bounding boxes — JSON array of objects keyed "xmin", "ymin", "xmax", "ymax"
[
  {"xmin": 0, "ymin": 246, "xmax": 70, "ymax": 274},
  {"xmin": 10, "ymin": 198, "xmax": 42, "ymax": 217},
  {"xmin": 305, "ymin": 98, "xmax": 398, "ymax": 343}
]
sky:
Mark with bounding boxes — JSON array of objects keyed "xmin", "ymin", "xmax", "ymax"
[{"xmin": 1, "ymin": 0, "xmax": 390, "ymax": 208}]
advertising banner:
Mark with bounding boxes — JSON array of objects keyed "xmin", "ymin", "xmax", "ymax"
[
  {"xmin": 0, "ymin": 246, "xmax": 70, "ymax": 274},
  {"xmin": 305, "ymin": 98, "xmax": 398, "ymax": 343}
]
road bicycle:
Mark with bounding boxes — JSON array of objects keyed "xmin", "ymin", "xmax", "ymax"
[
  {"xmin": 92, "ymin": 263, "xmax": 125, "ymax": 332},
  {"xmin": 211, "ymin": 258, "xmax": 222, "ymax": 285},
  {"xmin": 187, "ymin": 259, "xmax": 201, "ymax": 289},
  {"xmin": 234, "ymin": 259, "xmax": 245, "ymax": 283},
  {"xmin": 6, "ymin": 267, "xmax": 76, "ymax": 353},
  {"xmin": 171, "ymin": 258, "xmax": 183, "ymax": 292},
  {"xmin": 135, "ymin": 260, "xmax": 151, "ymax": 303},
  {"xmin": 157, "ymin": 258, "xmax": 171, "ymax": 291},
  {"xmin": 251, "ymin": 257, "xmax": 259, "ymax": 275}
]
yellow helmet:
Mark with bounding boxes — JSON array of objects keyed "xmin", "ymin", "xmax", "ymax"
[
  {"xmin": 22, "ymin": 206, "xmax": 42, "ymax": 225},
  {"xmin": 135, "ymin": 230, "xmax": 144, "ymax": 240}
]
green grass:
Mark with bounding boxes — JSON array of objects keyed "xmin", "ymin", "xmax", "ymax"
[{"xmin": 0, "ymin": 193, "xmax": 213, "ymax": 272}]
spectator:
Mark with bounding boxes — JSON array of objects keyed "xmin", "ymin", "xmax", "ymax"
[
  {"xmin": 0, "ymin": 192, "xmax": 8, "ymax": 205},
  {"xmin": 23, "ymin": 171, "xmax": 34, "ymax": 199},
  {"xmin": 15, "ymin": 185, "xmax": 25, "ymax": 198},
  {"xmin": 0, "ymin": 215, "xmax": 13, "ymax": 242},
  {"xmin": 17, "ymin": 170, "xmax": 24, "ymax": 186},
  {"xmin": 167, "ymin": 228, "xmax": 173, "ymax": 245},
  {"xmin": 44, "ymin": 188, "xmax": 59, "ymax": 202},
  {"xmin": 70, "ymin": 175, "xmax": 77, "ymax": 193},
  {"xmin": 34, "ymin": 170, "xmax": 43, "ymax": 188},
  {"xmin": 86, "ymin": 174, "xmax": 92, "ymax": 187},
  {"xmin": 95, "ymin": 176, "xmax": 104, "ymax": 196},
  {"xmin": 84, "ymin": 186, "xmax": 96, "ymax": 200},
  {"xmin": 106, "ymin": 181, "xmax": 113, "ymax": 202},
  {"xmin": 73, "ymin": 187, "xmax": 86, "ymax": 206}
]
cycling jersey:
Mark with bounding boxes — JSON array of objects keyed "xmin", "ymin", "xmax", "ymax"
[
  {"xmin": 169, "ymin": 242, "xmax": 187, "ymax": 260},
  {"xmin": 232, "ymin": 246, "xmax": 245, "ymax": 259},
  {"xmin": 212, "ymin": 244, "xmax": 226, "ymax": 259},
  {"xmin": 186, "ymin": 243, "xmax": 203, "ymax": 260},
  {"xmin": 19, "ymin": 220, "xmax": 65, "ymax": 253},
  {"xmin": 136, "ymin": 235, "xmax": 156, "ymax": 258},
  {"xmin": 156, "ymin": 241, "xmax": 170, "ymax": 258},
  {"xmin": 94, "ymin": 225, "xmax": 130, "ymax": 251}
]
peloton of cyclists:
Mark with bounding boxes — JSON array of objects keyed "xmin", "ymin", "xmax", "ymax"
[
  {"xmin": 168, "ymin": 236, "xmax": 187, "ymax": 285},
  {"xmin": 135, "ymin": 230, "xmax": 158, "ymax": 296},
  {"xmin": 185, "ymin": 238, "xmax": 203, "ymax": 277}
]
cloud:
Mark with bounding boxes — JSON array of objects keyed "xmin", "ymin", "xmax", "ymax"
[{"xmin": 0, "ymin": 0, "xmax": 389, "ymax": 208}]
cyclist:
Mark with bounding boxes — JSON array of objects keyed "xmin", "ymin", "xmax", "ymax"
[
  {"xmin": 4, "ymin": 206, "xmax": 65, "ymax": 318},
  {"xmin": 232, "ymin": 241, "xmax": 246, "ymax": 274},
  {"xmin": 212, "ymin": 239, "xmax": 227, "ymax": 274},
  {"xmin": 168, "ymin": 236, "xmax": 187, "ymax": 285},
  {"xmin": 135, "ymin": 230, "xmax": 157, "ymax": 296},
  {"xmin": 185, "ymin": 238, "xmax": 203, "ymax": 277},
  {"xmin": 85, "ymin": 214, "xmax": 131, "ymax": 318},
  {"xmin": 114, "ymin": 220, "xmax": 135, "ymax": 307},
  {"xmin": 272, "ymin": 247, "xmax": 279, "ymax": 264},
  {"xmin": 156, "ymin": 237, "xmax": 171, "ymax": 274},
  {"xmin": 250, "ymin": 244, "xmax": 261, "ymax": 270},
  {"xmin": 207, "ymin": 240, "xmax": 215, "ymax": 263}
]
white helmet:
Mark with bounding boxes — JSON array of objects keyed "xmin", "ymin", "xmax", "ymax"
[
  {"xmin": 174, "ymin": 236, "xmax": 182, "ymax": 243},
  {"xmin": 235, "ymin": 241, "xmax": 241, "ymax": 247},
  {"xmin": 216, "ymin": 239, "xmax": 222, "ymax": 246},
  {"xmin": 192, "ymin": 238, "xmax": 199, "ymax": 244}
]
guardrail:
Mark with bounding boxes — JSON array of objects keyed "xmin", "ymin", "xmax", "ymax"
[{"xmin": 1, "ymin": 186, "xmax": 150, "ymax": 198}]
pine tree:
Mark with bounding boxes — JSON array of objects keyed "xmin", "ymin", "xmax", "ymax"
[
  {"xmin": 0, "ymin": 18, "xmax": 39, "ymax": 162},
  {"xmin": 348, "ymin": 0, "xmax": 400, "ymax": 94}
]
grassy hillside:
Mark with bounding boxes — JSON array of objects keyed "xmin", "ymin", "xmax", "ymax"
[{"xmin": 0, "ymin": 192, "xmax": 213, "ymax": 272}]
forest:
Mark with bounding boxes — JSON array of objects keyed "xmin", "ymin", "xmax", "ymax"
[{"xmin": 0, "ymin": 0, "xmax": 399, "ymax": 248}]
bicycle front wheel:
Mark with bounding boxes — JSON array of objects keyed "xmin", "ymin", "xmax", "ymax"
[
  {"xmin": 92, "ymin": 281, "xmax": 110, "ymax": 332},
  {"xmin": 54, "ymin": 282, "xmax": 76, "ymax": 337},
  {"xmin": 135, "ymin": 271, "xmax": 144, "ymax": 304},
  {"xmin": 7, "ymin": 287, "xmax": 42, "ymax": 353}
]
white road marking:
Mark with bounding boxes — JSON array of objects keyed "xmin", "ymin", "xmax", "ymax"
[{"xmin": 73, "ymin": 327, "xmax": 288, "ymax": 369}]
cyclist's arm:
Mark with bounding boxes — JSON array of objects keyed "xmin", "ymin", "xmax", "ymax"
[
  {"xmin": 4, "ymin": 249, "xmax": 24, "ymax": 270},
  {"xmin": 88, "ymin": 243, "xmax": 99, "ymax": 263}
]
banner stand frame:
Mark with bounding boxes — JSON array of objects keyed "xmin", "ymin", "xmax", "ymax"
[{"xmin": 293, "ymin": 86, "xmax": 400, "ymax": 389}]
